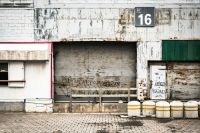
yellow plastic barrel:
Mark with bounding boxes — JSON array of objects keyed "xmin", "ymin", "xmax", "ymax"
[
  {"xmin": 184, "ymin": 101, "xmax": 198, "ymax": 118},
  {"xmin": 156, "ymin": 101, "xmax": 170, "ymax": 118},
  {"xmin": 142, "ymin": 101, "xmax": 155, "ymax": 117},
  {"xmin": 170, "ymin": 101, "xmax": 183, "ymax": 118},
  {"xmin": 127, "ymin": 101, "xmax": 140, "ymax": 116}
]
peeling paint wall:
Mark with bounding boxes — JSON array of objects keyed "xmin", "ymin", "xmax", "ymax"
[
  {"xmin": 33, "ymin": 8, "xmax": 200, "ymax": 41},
  {"xmin": 35, "ymin": 9, "xmax": 58, "ymax": 41},
  {"xmin": 167, "ymin": 62, "xmax": 200, "ymax": 100},
  {"xmin": 0, "ymin": 0, "xmax": 200, "ymax": 101},
  {"xmin": 137, "ymin": 41, "xmax": 162, "ymax": 99},
  {"xmin": 32, "ymin": 7, "xmax": 200, "ymax": 100}
]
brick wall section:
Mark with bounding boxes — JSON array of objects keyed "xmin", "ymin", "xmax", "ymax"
[{"xmin": 0, "ymin": 9, "xmax": 34, "ymax": 42}]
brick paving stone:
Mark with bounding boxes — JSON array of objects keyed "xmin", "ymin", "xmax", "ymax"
[{"xmin": 0, "ymin": 113, "xmax": 200, "ymax": 133}]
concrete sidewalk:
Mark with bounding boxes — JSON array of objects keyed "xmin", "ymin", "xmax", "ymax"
[{"xmin": 0, "ymin": 113, "xmax": 200, "ymax": 133}]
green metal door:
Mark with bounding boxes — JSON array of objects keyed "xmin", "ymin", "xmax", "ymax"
[{"xmin": 162, "ymin": 40, "xmax": 200, "ymax": 61}]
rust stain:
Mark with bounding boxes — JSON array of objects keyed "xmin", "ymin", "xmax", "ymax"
[
  {"xmin": 35, "ymin": 9, "xmax": 58, "ymax": 40},
  {"xmin": 119, "ymin": 9, "xmax": 134, "ymax": 25},
  {"xmin": 54, "ymin": 76, "xmax": 135, "ymax": 96},
  {"xmin": 156, "ymin": 9, "xmax": 171, "ymax": 25},
  {"xmin": 175, "ymin": 71, "xmax": 185, "ymax": 76},
  {"xmin": 167, "ymin": 62, "xmax": 200, "ymax": 99},
  {"xmin": 55, "ymin": 76, "xmax": 121, "ymax": 88},
  {"xmin": 117, "ymin": 9, "xmax": 134, "ymax": 40}
]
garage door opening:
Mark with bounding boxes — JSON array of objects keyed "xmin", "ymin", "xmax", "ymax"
[{"xmin": 53, "ymin": 42, "xmax": 137, "ymax": 105}]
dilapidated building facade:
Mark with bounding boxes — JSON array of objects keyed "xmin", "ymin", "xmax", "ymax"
[{"xmin": 0, "ymin": 0, "xmax": 200, "ymax": 112}]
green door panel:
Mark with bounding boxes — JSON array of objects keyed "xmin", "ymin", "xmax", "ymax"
[{"xmin": 162, "ymin": 40, "xmax": 200, "ymax": 61}]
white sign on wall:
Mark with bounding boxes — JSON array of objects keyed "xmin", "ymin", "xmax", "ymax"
[{"xmin": 150, "ymin": 65, "xmax": 166, "ymax": 99}]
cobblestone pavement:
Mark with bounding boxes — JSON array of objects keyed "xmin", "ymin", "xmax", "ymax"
[{"xmin": 0, "ymin": 113, "xmax": 200, "ymax": 133}]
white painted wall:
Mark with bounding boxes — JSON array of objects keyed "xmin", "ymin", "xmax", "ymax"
[
  {"xmin": 0, "ymin": 43, "xmax": 51, "ymax": 101},
  {"xmin": 35, "ymin": 0, "xmax": 200, "ymax": 8},
  {"xmin": 0, "ymin": 44, "xmax": 49, "ymax": 50},
  {"xmin": 8, "ymin": 62, "xmax": 25, "ymax": 88},
  {"xmin": 0, "ymin": 9, "xmax": 34, "ymax": 42},
  {"xmin": 137, "ymin": 41, "xmax": 162, "ymax": 100}
]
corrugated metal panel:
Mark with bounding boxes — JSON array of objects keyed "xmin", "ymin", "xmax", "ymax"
[{"xmin": 162, "ymin": 40, "xmax": 200, "ymax": 61}]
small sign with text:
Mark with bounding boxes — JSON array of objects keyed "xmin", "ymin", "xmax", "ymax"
[{"xmin": 135, "ymin": 7, "xmax": 155, "ymax": 27}]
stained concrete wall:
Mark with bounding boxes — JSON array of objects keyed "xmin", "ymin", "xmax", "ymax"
[
  {"xmin": 0, "ymin": 102, "xmax": 24, "ymax": 112},
  {"xmin": 53, "ymin": 103, "xmax": 127, "ymax": 113},
  {"xmin": 0, "ymin": 1, "xmax": 199, "ymax": 42},
  {"xmin": 167, "ymin": 62, "xmax": 200, "ymax": 100},
  {"xmin": 54, "ymin": 42, "xmax": 136, "ymax": 101},
  {"xmin": 0, "ymin": 0, "xmax": 200, "ymax": 100},
  {"xmin": 0, "ymin": 44, "xmax": 49, "ymax": 60},
  {"xmin": 33, "ymin": 4, "xmax": 200, "ymax": 99},
  {"xmin": 34, "ymin": 8, "xmax": 200, "ymax": 42}
]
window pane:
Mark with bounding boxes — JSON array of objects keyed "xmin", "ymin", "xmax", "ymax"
[
  {"xmin": 0, "ymin": 63, "xmax": 8, "ymax": 85},
  {"xmin": 0, "ymin": 63, "xmax": 8, "ymax": 72}
]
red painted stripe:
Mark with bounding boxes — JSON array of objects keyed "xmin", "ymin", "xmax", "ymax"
[
  {"xmin": 50, "ymin": 42, "xmax": 53, "ymax": 99},
  {"xmin": 0, "ymin": 80, "xmax": 26, "ymax": 82},
  {"xmin": 0, "ymin": 42, "xmax": 51, "ymax": 44}
]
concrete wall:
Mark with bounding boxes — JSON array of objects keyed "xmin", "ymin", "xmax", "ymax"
[
  {"xmin": 53, "ymin": 103, "xmax": 127, "ymax": 113},
  {"xmin": 0, "ymin": 0, "xmax": 199, "ymax": 101},
  {"xmin": 0, "ymin": 1, "xmax": 199, "ymax": 42},
  {"xmin": 32, "ymin": 6, "xmax": 200, "ymax": 100},
  {"xmin": 0, "ymin": 44, "xmax": 49, "ymax": 61},
  {"xmin": 33, "ymin": 8, "xmax": 200, "ymax": 42},
  {"xmin": 0, "ymin": 102, "xmax": 24, "ymax": 112},
  {"xmin": 54, "ymin": 42, "xmax": 136, "ymax": 101}
]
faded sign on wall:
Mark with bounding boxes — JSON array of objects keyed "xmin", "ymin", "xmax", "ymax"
[{"xmin": 150, "ymin": 65, "xmax": 166, "ymax": 99}]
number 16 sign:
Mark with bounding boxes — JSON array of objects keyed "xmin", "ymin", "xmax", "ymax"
[{"xmin": 135, "ymin": 7, "xmax": 155, "ymax": 27}]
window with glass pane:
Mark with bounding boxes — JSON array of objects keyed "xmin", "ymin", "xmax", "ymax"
[{"xmin": 0, "ymin": 63, "xmax": 8, "ymax": 85}]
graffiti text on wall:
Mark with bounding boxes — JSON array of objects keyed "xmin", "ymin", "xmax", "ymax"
[{"xmin": 56, "ymin": 76, "xmax": 122, "ymax": 88}]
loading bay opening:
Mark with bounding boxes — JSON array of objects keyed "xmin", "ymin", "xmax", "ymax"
[{"xmin": 53, "ymin": 42, "xmax": 137, "ymax": 112}]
